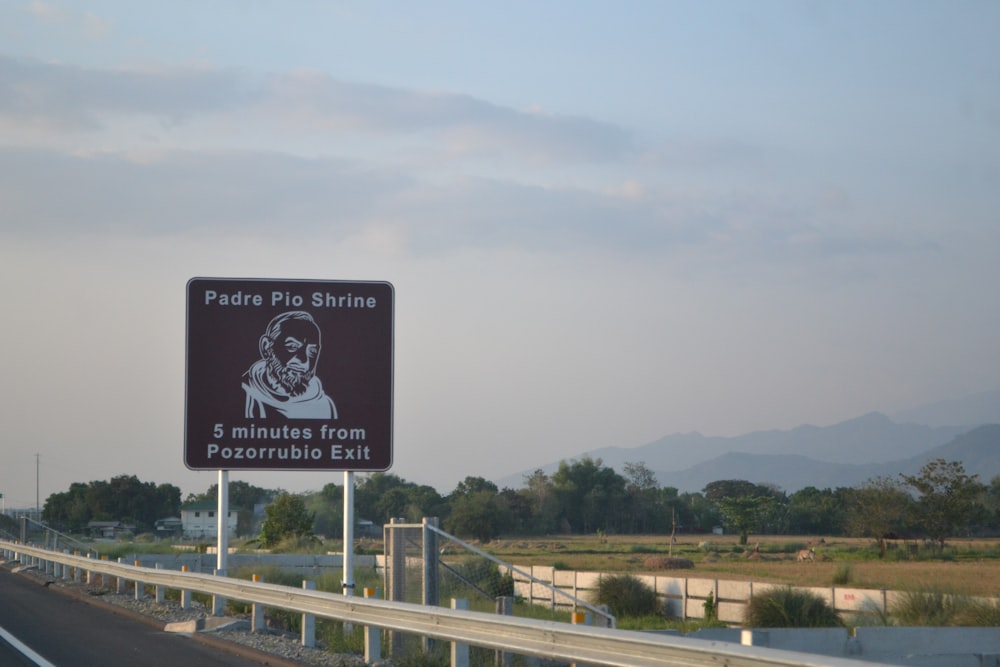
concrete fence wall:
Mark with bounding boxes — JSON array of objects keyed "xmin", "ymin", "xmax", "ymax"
[{"xmin": 507, "ymin": 565, "xmax": 900, "ymax": 624}]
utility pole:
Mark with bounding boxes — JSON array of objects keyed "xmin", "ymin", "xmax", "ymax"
[{"xmin": 35, "ymin": 453, "xmax": 40, "ymax": 519}]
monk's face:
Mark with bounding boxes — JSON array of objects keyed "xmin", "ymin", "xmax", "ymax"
[{"xmin": 263, "ymin": 319, "xmax": 321, "ymax": 396}]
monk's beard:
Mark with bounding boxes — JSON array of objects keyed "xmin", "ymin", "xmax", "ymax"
[{"xmin": 265, "ymin": 353, "xmax": 315, "ymax": 397}]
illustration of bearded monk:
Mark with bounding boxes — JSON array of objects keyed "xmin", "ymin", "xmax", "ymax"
[{"xmin": 242, "ymin": 311, "xmax": 338, "ymax": 419}]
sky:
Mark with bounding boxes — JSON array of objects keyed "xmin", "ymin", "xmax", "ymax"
[{"xmin": 1, "ymin": 1, "xmax": 999, "ymax": 510}]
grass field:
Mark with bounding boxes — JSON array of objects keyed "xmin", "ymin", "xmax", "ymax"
[{"xmin": 476, "ymin": 534, "xmax": 1000, "ymax": 596}]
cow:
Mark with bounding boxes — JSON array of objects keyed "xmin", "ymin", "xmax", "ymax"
[{"xmin": 796, "ymin": 548, "xmax": 816, "ymax": 562}]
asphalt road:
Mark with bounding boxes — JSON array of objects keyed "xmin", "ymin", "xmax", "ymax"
[{"xmin": 0, "ymin": 565, "xmax": 282, "ymax": 667}]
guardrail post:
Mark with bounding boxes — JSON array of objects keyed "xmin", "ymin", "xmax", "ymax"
[
  {"xmin": 363, "ymin": 587, "xmax": 381, "ymax": 663},
  {"xmin": 212, "ymin": 569, "xmax": 226, "ymax": 616},
  {"xmin": 155, "ymin": 563, "xmax": 165, "ymax": 604},
  {"xmin": 181, "ymin": 565, "xmax": 192, "ymax": 609},
  {"xmin": 86, "ymin": 553, "xmax": 95, "ymax": 585},
  {"xmin": 134, "ymin": 560, "xmax": 143, "ymax": 600},
  {"xmin": 116, "ymin": 558, "xmax": 125, "ymax": 593},
  {"xmin": 451, "ymin": 598, "xmax": 469, "ymax": 667},
  {"xmin": 495, "ymin": 596, "xmax": 514, "ymax": 667},
  {"xmin": 301, "ymin": 580, "xmax": 316, "ymax": 647},
  {"xmin": 98, "ymin": 555, "xmax": 109, "ymax": 588},
  {"xmin": 252, "ymin": 574, "xmax": 265, "ymax": 632}
]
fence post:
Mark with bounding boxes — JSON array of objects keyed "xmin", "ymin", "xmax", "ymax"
[
  {"xmin": 364, "ymin": 587, "xmax": 381, "ymax": 664},
  {"xmin": 386, "ymin": 518, "xmax": 406, "ymax": 658},
  {"xmin": 252, "ymin": 574, "xmax": 265, "ymax": 632},
  {"xmin": 301, "ymin": 580, "xmax": 316, "ymax": 647},
  {"xmin": 422, "ymin": 517, "xmax": 439, "ymax": 655},
  {"xmin": 451, "ymin": 598, "xmax": 470, "ymax": 667}
]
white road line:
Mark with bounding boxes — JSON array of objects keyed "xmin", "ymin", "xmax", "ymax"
[{"xmin": 0, "ymin": 625, "xmax": 58, "ymax": 667}]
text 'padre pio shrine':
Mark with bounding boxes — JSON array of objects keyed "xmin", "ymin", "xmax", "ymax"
[{"xmin": 184, "ymin": 278, "xmax": 394, "ymax": 472}]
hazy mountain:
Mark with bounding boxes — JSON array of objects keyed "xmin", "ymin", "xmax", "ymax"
[
  {"xmin": 891, "ymin": 390, "xmax": 1000, "ymax": 428},
  {"xmin": 493, "ymin": 391, "xmax": 999, "ymax": 492},
  {"xmin": 495, "ymin": 413, "xmax": 966, "ymax": 489},
  {"xmin": 650, "ymin": 424, "xmax": 1000, "ymax": 493}
]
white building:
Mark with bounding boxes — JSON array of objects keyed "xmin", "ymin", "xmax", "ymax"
[{"xmin": 180, "ymin": 500, "xmax": 238, "ymax": 539}]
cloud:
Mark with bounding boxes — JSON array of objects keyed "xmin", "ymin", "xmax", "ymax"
[
  {"xmin": 0, "ymin": 55, "xmax": 252, "ymax": 131},
  {"xmin": 27, "ymin": 1, "xmax": 111, "ymax": 39},
  {"xmin": 0, "ymin": 56, "xmax": 631, "ymax": 163},
  {"xmin": 0, "ymin": 146, "xmax": 406, "ymax": 237}
]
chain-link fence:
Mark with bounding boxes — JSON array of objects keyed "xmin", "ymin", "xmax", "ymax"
[{"xmin": 383, "ymin": 518, "xmax": 613, "ymax": 624}]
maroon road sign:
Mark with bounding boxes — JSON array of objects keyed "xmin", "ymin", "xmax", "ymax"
[{"xmin": 185, "ymin": 278, "xmax": 393, "ymax": 471}]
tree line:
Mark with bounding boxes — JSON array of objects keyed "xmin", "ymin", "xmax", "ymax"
[{"xmin": 40, "ymin": 457, "xmax": 1000, "ymax": 552}]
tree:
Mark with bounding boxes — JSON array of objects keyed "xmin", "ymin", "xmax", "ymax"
[
  {"xmin": 308, "ymin": 483, "xmax": 344, "ymax": 538},
  {"xmin": 843, "ymin": 476, "xmax": 912, "ymax": 556},
  {"xmin": 786, "ymin": 486, "xmax": 845, "ymax": 535},
  {"xmin": 42, "ymin": 476, "xmax": 181, "ymax": 533},
  {"xmin": 551, "ymin": 457, "xmax": 626, "ymax": 533},
  {"xmin": 259, "ymin": 493, "xmax": 315, "ymax": 547},
  {"xmin": 446, "ymin": 491, "xmax": 511, "ymax": 542},
  {"xmin": 355, "ymin": 473, "xmax": 412, "ymax": 523},
  {"xmin": 623, "ymin": 462, "xmax": 659, "ymax": 533},
  {"xmin": 519, "ymin": 469, "xmax": 558, "ymax": 534},
  {"xmin": 704, "ymin": 480, "xmax": 778, "ymax": 545},
  {"xmin": 901, "ymin": 459, "xmax": 984, "ymax": 552},
  {"xmin": 451, "ymin": 476, "xmax": 499, "ymax": 497}
]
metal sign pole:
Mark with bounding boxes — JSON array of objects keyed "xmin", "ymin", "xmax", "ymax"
[
  {"xmin": 217, "ymin": 470, "xmax": 229, "ymax": 575},
  {"xmin": 343, "ymin": 470, "xmax": 354, "ymax": 597}
]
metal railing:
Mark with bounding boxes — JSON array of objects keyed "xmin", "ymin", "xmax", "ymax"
[{"xmin": 2, "ymin": 539, "xmax": 897, "ymax": 667}]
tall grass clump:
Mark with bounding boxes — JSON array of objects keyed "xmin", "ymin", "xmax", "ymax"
[
  {"xmin": 744, "ymin": 587, "xmax": 842, "ymax": 628},
  {"xmin": 891, "ymin": 587, "xmax": 969, "ymax": 626},
  {"xmin": 832, "ymin": 563, "xmax": 853, "ymax": 586},
  {"xmin": 594, "ymin": 574, "xmax": 660, "ymax": 618},
  {"xmin": 953, "ymin": 599, "xmax": 1000, "ymax": 626}
]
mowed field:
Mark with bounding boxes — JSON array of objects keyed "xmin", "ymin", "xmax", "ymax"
[{"xmin": 481, "ymin": 534, "xmax": 1000, "ymax": 596}]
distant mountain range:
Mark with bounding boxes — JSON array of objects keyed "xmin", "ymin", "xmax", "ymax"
[{"xmin": 494, "ymin": 390, "xmax": 1000, "ymax": 493}]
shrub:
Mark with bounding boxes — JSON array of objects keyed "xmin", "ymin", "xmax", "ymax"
[
  {"xmin": 744, "ymin": 587, "xmax": 842, "ymax": 628},
  {"xmin": 594, "ymin": 574, "xmax": 660, "ymax": 618},
  {"xmin": 703, "ymin": 591, "xmax": 717, "ymax": 621}
]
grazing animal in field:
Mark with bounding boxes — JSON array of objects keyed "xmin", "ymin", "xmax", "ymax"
[{"xmin": 796, "ymin": 548, "xmax": 816, "ymax": 562}]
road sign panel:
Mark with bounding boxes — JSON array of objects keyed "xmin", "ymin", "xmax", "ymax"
[{"xmin": 185, "ymin": 278, "xmax": 393, "ymax": 471}]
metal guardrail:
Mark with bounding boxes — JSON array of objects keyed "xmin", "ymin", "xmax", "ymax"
[{"xmin": 2, "ymin": 540, "xmax": 897, "ymax": 667}]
